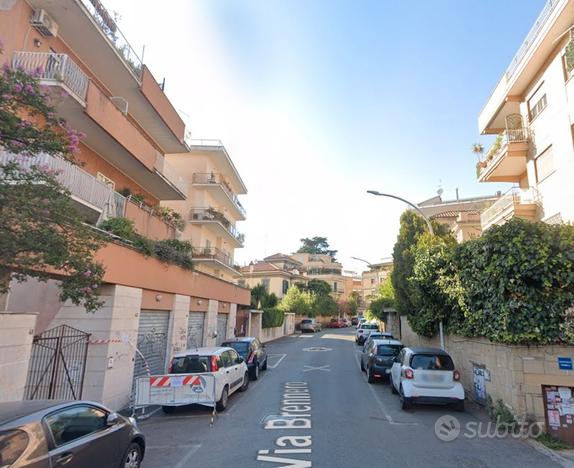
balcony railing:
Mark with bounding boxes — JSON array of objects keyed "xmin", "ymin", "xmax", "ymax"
[
  {"xmin": 480, "ymin": 187, "xmax": 542, "ymax": 230},
  {"xmin": 78, "ymin": 0, "xmax": 143, "ymax": 78},
  {"xmin": 12, "ymin": 52, "xmax": 89, "ymax": 102},
  {"xmin": 185, "ymin": 138, "xmax": 224, "ymax": 148},
  {"xmin": 192, "ymin": 173, "xmax": 246, "ymax": 216},
  {"xmin": 192, "ymin": 246, "xmax": 235, "ymax": 267},
  {"xmin": 153, "ymin": 153, "xmax": 188, "ymax": 196},
  {"xmin": 0, "ymin": 151, "xmax": 124, "ymax": 218},
  {"xmin": 477, "ymin": 128, "xmax": 530, "ymax": 178},
  {"xmin": 188, "ymin": 208, "xmax": 245, "ymax": 245}
]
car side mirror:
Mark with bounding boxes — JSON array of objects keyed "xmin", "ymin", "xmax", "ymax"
[
  {"xmin": 106, "ymin": 412, "xmax": 120, "ymax": 426},
  {"xmin": 235, "ymin": 357, "xmax": 244, "ymax": 364}
]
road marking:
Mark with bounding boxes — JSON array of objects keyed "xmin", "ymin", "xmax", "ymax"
[
  {"xmin": 302, "ymin": 347, "xmax": 332, "ymax": 352},
  {"xmin": 303, "ymin": 365, "xmax": 331, "ymax": 372},
  {"xmin": 268, "ymin": 353, "xmax": 287, "ymax": 369},
  {"xmin": 174, "ymin": 444, "xmax": 202, "ymax": 468},
  {"xmin": 354, "ymin": 352, "xmax": 394, "ymax": 423}
]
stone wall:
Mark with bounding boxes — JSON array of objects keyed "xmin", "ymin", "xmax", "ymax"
[{"xmin": 400, "ymin": 317, "xmax": 574, "ymax": 422}]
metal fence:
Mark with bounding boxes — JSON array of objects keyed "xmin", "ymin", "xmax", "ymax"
[
  {"xmin": 480, "ymin": 187, "xmax": 541, "ymax": 229},
  {"xmin": 25, "ymin": 325, "xmax": 90, "ymax": 400}
]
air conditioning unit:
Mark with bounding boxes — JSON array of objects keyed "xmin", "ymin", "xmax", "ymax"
[{"xmin": 30, "ymin": 9, "xmax": 59, "ymax": 37}]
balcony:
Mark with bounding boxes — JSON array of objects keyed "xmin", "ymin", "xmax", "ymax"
[
  {"xmin": 125, "ymin": 200, "xmax": 176, "ymax": 241},
  {"xmin": 188, "ymin": 208, "xmax": 245, "ymax": 247},
  {"xmin": 192, "ymin": 247, "xmax": 240, "ymax": 274},
  {"xmin": 0, "ymin": 151, "xmax": 123, "ymax": 223},
  {"xmin": 27, "ymin": 0, "xmax": 187, "ymax": 153},
  {"xmin": 192, "ymin": 173, "xmax": 246, "ymax": 220},
  {"xmin": 12, "ymin": 51, "xmax": 186, "ymax": 201},
  {"xmin": 476, "ymin": 128, "xmax": 530, "ymax": 183},
  {"xmin": 480, "ymin": 187, "xmax": 542, "ymax": 231}
]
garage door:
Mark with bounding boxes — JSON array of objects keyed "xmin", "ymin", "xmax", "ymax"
[
  {"xmin": 216, "ymin": 314, "xmax": 228, "ymax": 345},
  {"xmin": 187, "ymin": 312, "xmax": 205, "ymax": 349},
  {"xmin": 133, "ymin": 310, "xmax": 170, "ymax": 385}
]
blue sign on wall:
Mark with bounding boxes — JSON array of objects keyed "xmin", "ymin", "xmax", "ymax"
[{"xmin": 558, "ymin": 357, "xmax": 573, "ymax": 371}]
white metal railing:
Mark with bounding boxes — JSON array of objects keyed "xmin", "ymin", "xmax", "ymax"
[
  {"xmin": 192, "ymin": 246, "xmax": 235, "ymax": 268},
  {"xmin": 154, "ymin": 153, "xmax": 188, "ymax": 196},
  {"xmin": 505, "ymin": 0, "xmax": 562, "ymax": 80},
  {"xmin": 0, "ymin": 151, "xmax": 124, "ymax": 217},
  {"xmin": 188, "ymin": 208, "xmax": 245, "ymax": 245},
  {"xmin": 185, "ymin": 138, "xmax": 224, "ymax": 148},
  {"xmin": 479, "ymin": 128, "xmax": 530, "ymax": 177},
  {"xmin": 192, "ymin": 173, "xmax": 246, "ymax": 216},
  {"xmin": 78, "ymin": 0, "xmax": 143, "ymax": 78},
  {"xmin": 12, "ymin": 52, "xmax": 89, "ymax": 102},
  {"xmin": 480, "ymin": 187, "xmax": 541, "ymax": 229}
]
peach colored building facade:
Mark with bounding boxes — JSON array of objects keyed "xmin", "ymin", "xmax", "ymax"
[
  {"xmin": 290, "ymin": 253, "xmax": 347, "ymax": 299},
  {"xmin": 0, "ymin": 0, "xmax": 249, "ymax": 409},
  {"xmin": 477, "ymin": 0, "xmax": 574, "ymax": 230}
]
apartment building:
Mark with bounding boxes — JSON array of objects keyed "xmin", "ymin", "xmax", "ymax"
[
  {"xmin": 164, "ymin": 140, "xmax": 247, "ymax": 284},
  {"xmin": 360, "ymin": 259, "xmax": 393, "ymax": 306},
  {"xmin": 290, "ymin": 253, "xmax": 346, "ymax": 299},
  {"xmin": 417, "ymin": 192, "xmax": 500, "ymax": 243},
  {"xmin": 239, "ymin": 254, "xmax": 308, "ymax": 299},
  {"xmin": 0, "ymin": 0, "xmax": 249, "ymax": 409},
  {"xmin": 477, "ymin": 0, "xmax": 574, "ymax": 230}
]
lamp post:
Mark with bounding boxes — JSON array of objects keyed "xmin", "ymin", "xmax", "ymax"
[{"xmin": 366, "ymin": 189, "xmax": 444, "ymax": 349}]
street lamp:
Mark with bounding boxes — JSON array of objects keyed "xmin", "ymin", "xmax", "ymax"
[
  {"xmin": 366, "ymin": 189, "xmax": 444, "ymax": 349},
  {"xmin": 350, "ymin": 256, "xmax": 372, "ymax": 267}
]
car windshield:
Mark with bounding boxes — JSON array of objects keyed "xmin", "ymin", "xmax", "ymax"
[
  {"xmin": 410, "ymin": 354, "xmax": 455, "ymax": 371},
  {"xmin": 171, "ymin": 355, "xmax": 211, "ymax": 373},
  {"xmin": 376, "ymin": 345, "xmax": 402, "ymax": 356},
  {"xmin": 301, "ymin": 320, "xmax": 312, "ymax": 324},
  {"xmin": 362, "ymin": 324, "xmax": 378, "ymax": 330},
  {"xmin": 223, "ymin": 342, "xmax": 250, "ymax": 357}
]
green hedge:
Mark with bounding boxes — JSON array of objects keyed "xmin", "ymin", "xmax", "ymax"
[
  {"xmin": 407, "ymin": 219, "xmax": 574, "ymax": 344},
  {"xmin": 262, "ymin": 308, "xmax": 285, "ymax": 329}
]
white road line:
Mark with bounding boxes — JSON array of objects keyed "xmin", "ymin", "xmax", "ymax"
[
  {"xmin": 268, "ymin": 353, "xmax": 287, "ymax": 369},
  {"xmin": 174, "ymin": 444, "xmax": 202, "ymax": 468},
  {"xmin": 354, "ymin": 352, "xmax": 394, "ymax": 423}
]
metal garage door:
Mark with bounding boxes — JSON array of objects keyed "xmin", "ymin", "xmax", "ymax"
[
  {"xmin": 187, "ymin": 312, "xmax": 205, "ymax": 349},
  {"xmin": 133, "ymin": 310, "xmax": 170, "ymax": 385},
  {"xmin": 216, "ymin": 314, "xmax": 228, "ymax": 345}
]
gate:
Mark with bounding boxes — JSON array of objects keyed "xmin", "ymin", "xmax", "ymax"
[
  {"xmin": 25, "ymin": 325, "xmax": 90, "ymax": 400},
  {"xmin": 187, "ymin": 312, "xmax": 205, "ymax": 349},
  {"xmin": 216, "ymin": 314, "xmax": 228, "ymax": 345},
  {"xmin": 235, "ymin": 309, "xmax": 249, "ymax": 337},
  {"xmin": 133, "ymin": 310, "xmax": 170, "ymax": 387}
]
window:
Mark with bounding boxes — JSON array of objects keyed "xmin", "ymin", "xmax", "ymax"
[
  {"xmin": 535, "ymin": 146, "xmax": 555, "ymax": 183},
  {"xmin": 370, "ymin": 278, "xmax": 375, "ymax": 285},
  {"xmin": 205, "ymin": 239, "xmax": 211, "ymax": 250},
  {"xmin": 376, "ymin": 345, "xmax": 403, "ymax": 356},
  {"xmin": 527, "ymin": 85, "xmax": 547, "ymax": 121},
  {"xmin": 261, "ymin": 279, "xmax": 270, "ymax": 291},
  {"xmin": 410, "ymin": 354, "xmax": 455, "ymax": 371},
  {"xmin": 171, "ymin": 355, "xmax": 209, "ymax": 373},
  {"xmin": 333, "ymin": 282, "xmax": 338, "ymax": 292},
  {"xmin": 282, "ymin": 280, "xmax": 289, "ymax": 295},
  {"xmin": 228, "ymin": 349, "xmax": 240, "ymax": 364},
  {"xmin": 45, "ymin": 405, "xmax": 107, "ymax": 446},
  {"xmin": 220, "ymin": 351, "xmax": 233, "ymax": 368},
  {"xmin": 0, "ymin": 429, "xmax": 29, "ymax": 466},
  {"xmin": 223, "ymin": 341, "xmax": 249, "ymax": 357},
  {"xmin": 96, "ymin": 172, "xmax": 115, "ymax": 189}
]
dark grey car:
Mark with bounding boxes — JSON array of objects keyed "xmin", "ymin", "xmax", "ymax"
[{"xmin": 0, "ymin": 400, "xmax": 145, "ymax": 468}]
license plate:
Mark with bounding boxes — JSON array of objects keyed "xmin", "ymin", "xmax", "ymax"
[
  {"xmin": 421, "ymin": 374, "xmax": 444, "ymax": 382},
  {"xmin": 385, "ymin": 369, "xmax": 391, "ymax": 374}
]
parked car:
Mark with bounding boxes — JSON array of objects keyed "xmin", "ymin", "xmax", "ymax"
[
  {"xmin": 351, "ymin": 317, "xmax": 359, "ymax": 326},
  {"xmin": 341, "ymin": 318, "xmax": 350, "ymax": 327},
  {"xmin": 362, "ymin": 332, "xmax": 395, "ymax": 352},
  {"xmin": 355, "ymin": 323, "xmax": 380, "ymax": 345},
  {"xmin": 390, "ymin": 346, "xmax": 465, "ymax": 411},
  {"xmin": 361, "ymin": 339, "xmax": 403, "ymax": 383},
  {"xmin": 328, "ymin": 318, "xmax": 345, "ymax": 328},
  {"xmin": 356, "ymin": 317, "xmax": 367, "ymax": 329},
  {"xmin": 300, "ymin": 319, "xmax": 322, "ymax": 333},
  {"xmin": 222, "ymin": 337, "xmax": 268, "ymax": 380},
  {"xmin": 167, "ymin": 347, "xmax": 249, "ymax": 412},
  {"xmin": 0, "ymin": 400, "xmax": 145, "ymax": 468}
]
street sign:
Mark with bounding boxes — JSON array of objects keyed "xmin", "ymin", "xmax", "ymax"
[{"xmin": 558, "ymin": 357, "xmax": 573, "ymax": 371}]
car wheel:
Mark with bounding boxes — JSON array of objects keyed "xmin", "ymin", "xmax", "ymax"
[
  {"xmin": 454, "ymin": 400, "xmax": 465, "ymax": 412},
  {"xmin": 367, "ymin": 367, "xmax": 375, "ymax": 384},
  {"xmin": 390, "ymin": 375, "xmax": 398, "ymax": 394},
  {"xmin": 240, "ymin": 372, "xmax": 249, "ymax": 392},
  {"xmin": 261, "ymin": 358, "xmax": 268, "ymax": 371},
  {"xmin": 161, "ymin": 405, "xmax": 175, "ymax": 414},
  {"xmin": 400, "ymin": 386, "xmax": 412, "ymax": 410},
  {"xmin": 122, "ymin": 442, "xmax": 142, "ymax": 468},
  {"xmin": 360, "ymin": 359, "xmax": 365, "ymax": 372},
  {"xmin": 251, "ymin": 362, "xmax": 260, "ymax": 380},
  {"xmin": 216, "ymin": 386, "xmax": 229, "ymax": 412}
]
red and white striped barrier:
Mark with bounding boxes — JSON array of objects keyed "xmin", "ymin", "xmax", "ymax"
[
  {"xmin": 149, "ymin": 375, "xmax": 202, "ymax": 387},
  {"xmin": 89, "ymin": 338, "xmax": 124, "ymax": 345}
]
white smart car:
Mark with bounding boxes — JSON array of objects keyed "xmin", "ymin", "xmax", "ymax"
[
  {"xmin": 165, "ymin": 347, "xmax": 249, "ymax": 413},
  {"xmin": 390, "ymin": 347, "xmax": 465, "ymax": 411}
]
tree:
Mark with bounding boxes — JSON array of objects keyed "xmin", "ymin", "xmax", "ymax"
[
  {"xmin": 347, "ymin": 291, "xmax": 361, "ymax": 316},
  {"xmin": 295, "ymin": 278, "xmax": 331, "ymax": 296},
  {"xmin": 0, "ymin": 53, "xmax": 104, "ymax": 312},
  {"xmin": 297, "ymin": 236, "xmax": 337, "ymax": 259},
  {"xmin": 279, "ymin": 286, "xmax": 313, "ymax": 316},
  {"xmin": 391, "ymin": 210, "xmax": 451, "ymax": 316},
  {"xmin": 311, "ymin": 293, "xmax": 338, "ymax": 316}
]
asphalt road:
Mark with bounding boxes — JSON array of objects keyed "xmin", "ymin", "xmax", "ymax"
[{"xmin": 139, "ymin": 328, "xmax": 562, "ymax": 468}]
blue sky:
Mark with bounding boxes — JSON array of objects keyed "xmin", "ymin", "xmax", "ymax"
[{"xmin": 110, "ymin": 0, "xmax": 546, "ymax": 272}]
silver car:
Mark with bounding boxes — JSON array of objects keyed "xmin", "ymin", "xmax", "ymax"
[{"xmin": 300, "ymin": 319, "xmax": 322, "ymax": 333}]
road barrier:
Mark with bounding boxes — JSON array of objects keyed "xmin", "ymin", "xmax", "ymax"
[{"xmin": 134, "ymin": 373, "xmax": 217, "ymax": 409}]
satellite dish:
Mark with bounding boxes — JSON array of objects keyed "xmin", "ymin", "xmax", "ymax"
[{"xmin": 437, "ymin": 188, "xmax": 444, "ymax": 196}]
